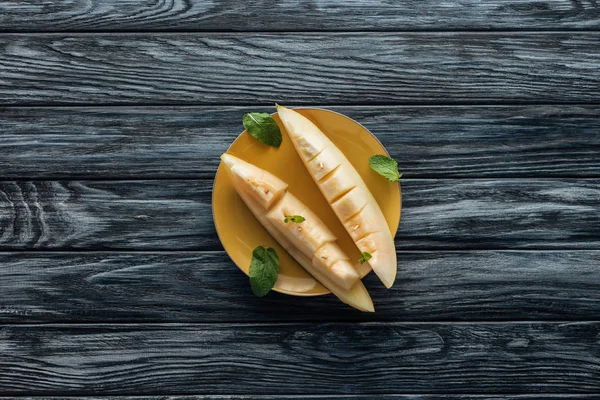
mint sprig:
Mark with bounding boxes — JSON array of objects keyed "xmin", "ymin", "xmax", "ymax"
[
  {"xmin": 249, "ymin": 246, "xmax": 279, "ymax": 297},
  {"xmin": 243, "ymin": 112, "xmax": 282, "ymax": 147},
  {"xmin": 284, "ymin": 215, "xmax": 305, "ymax": 224},
  {"xmin": 369, "ymin": 155, "xmax": 401, "ymax": 182},
  {"xmin": 359, "ymin": 251, "xmax": 372, "ymax": 265}
]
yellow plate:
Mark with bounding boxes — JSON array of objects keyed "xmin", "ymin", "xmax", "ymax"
[{"xmin": 213, "ymin": 108, "xmax": 401, "ymax": 296}]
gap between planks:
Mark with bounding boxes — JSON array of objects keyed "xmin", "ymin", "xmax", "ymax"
[
  {"xmin": 4, "ymin": 101, "xmax": 600, "ymax": 108},
  {"xmin": 4, "ymin": 102, "xmax": 600, "ymax": 108},
  {"xmin": 0, "ymin": 249, "xmax": 595, "ymax": 253},
  {"xmin": 2, "ymin": 29, "xmax": 600, "ymax": 35},
  {"xmin": 1, "ymin": 247, "xmax": 600, "ymax": 252},
  {"xmin": 3, "ymin": 177, "xmax": 600, "ymax": 182},
  {"xmin": 2, "ymin": 321, "xmax": 600, "ymax": 327}
]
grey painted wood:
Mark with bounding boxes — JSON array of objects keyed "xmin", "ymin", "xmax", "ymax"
[
  {"xmin": 0, "ymin": 251, "xmax": 598, "ymax": 323},
  {"xmin": 1, "ymin": 33, "xmax": 599, "ymax": 105},
  {"xmin": 401, "ymin": 179, "xmax": 600, "ymax": 249},
  {"xmin": 0, "ymin": 180, "xmax": 216, "ymax": 250},
  {"xmin": 0, "ymin": 322, "xmax": 598, "ymax": 395},
  {"xmin": 0, "ymin": 179, "xmax": 598, "ymax": 250},
  {"xmin": 1, "ymin": 105, "xmax": 599, "ymax": 179},
  {"xmin": 1, "ymin": 0, "xmax": 598, "ymax": 32}
]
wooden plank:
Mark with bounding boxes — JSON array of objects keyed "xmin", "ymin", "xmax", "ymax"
[
  {"xmin": 1, "ymin": 105, "xmax": 599, "ymax": 179},
  {"xmin": 0, "ymin": 180, "xmax": 216, "ymax": 250},
  {"xmin": 400, "ymin": 179, "xmax": 600, "ymax": 249},
  {"xmin": 1, "ymin": 0, "xmax": 598, "ymax": 32},
  {"xmin": 0, "ymin": 322, "xmax": 598, "ymax": 395},
  {"xmin": 0, "ymin": 179, "xmax": 598, "ymax": 250},
  {"xmin": 0, "ymin": 251, "xmax": 598, "ymax": 323},
  {"xmin": 1, "ymin": 33, "xmax": 599, "ymax": 105}
]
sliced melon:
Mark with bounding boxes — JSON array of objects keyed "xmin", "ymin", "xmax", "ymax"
[
  {"xmin": 266, "ymin": 192, "xmax": 336, "ymax": 257},
  {"xmin": 276, "ymin": 105, "xmax": 397, "ymax": 288},
  {"xmin": 221, "ymin": 153, "xmax": 373, "ymax": 311},
  {"xmin": 222, "ymin": 154, "xmax": 288, "ymax": 210},
  {"xmin": 312, "ymin": 243, "xmax": 359, "ymax": 290}
]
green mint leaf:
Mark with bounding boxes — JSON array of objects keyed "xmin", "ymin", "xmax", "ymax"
[
  {"xmin": 369, "ymin": 155, "xmax": 401, "ymax": 182},
  {"xmin": 359, "ymin": 251, "xmax": 372, "ymax": 265},
  {"xmin": 243, "ymin": 112, "xmax": 282, "ymax": 147},
  {"xmin": 249, "ymin": 246, "xmax": 279, "ymax": 297},
  {"xmin": 284, "ymin": 215, "xmax": 305, "ymax": 224}
]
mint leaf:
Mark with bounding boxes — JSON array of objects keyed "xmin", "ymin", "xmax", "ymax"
[
  {"xmin": 369, "ymin": 155, "xmax": 401, "ymax": 182},
  {"xmin": 359, "ymin": 251, "xmax": 372, "ymax": 265},
  {"xmin": 243, "ymin": 113, "xmax": 282, "ymax": 147},
  {"xmin": 249, "ymin": 246, "xmax": 279, "ymax": 297},
  {"xmin": 284, "ymin": 215, "xmax": 305, "ymax": 224}
]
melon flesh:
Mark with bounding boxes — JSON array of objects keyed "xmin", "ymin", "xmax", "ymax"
[
  {"xmin": 265, "ymin": 193, "xmax": 336, "ymax": 257},
  {"xmin": 222, "ymin": 154, "xmax": 287, "ymax": 210},
  {"xmin": 277, "ymin": 105, "xmax": 397, "ymax": 288},
  {"xmin": 221, "ymin": 153, "xmax": 373, "ymax": 311}
]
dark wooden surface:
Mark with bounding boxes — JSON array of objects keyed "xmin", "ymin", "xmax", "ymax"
[
  {"xmin": 1, "ymin": 0, "xmax": 599, "ymax": 31},
  {"xmin": 0, "ymin": 251, "xmax": 598, "ymax": 323},
  {"xmin": 1, "ymin": 323, "xmax": 599, "ymax": 395},
  {"xmin": 1, "ymin": 106, "xmax": 599, "ymax": 179},
  {"xmin": 2, "ymin": 33, "xmax": 600, "ymax": 105},
  {"xmin": 1, "ymin": 1, "xmax": 599, "ymax": 398}
]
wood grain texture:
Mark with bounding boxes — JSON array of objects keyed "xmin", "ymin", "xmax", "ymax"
[
  {"xmin": 1, "ymin": 105, "xmax": 599, "ymax": 179},
  {"xmin": 0, "ymin": 251, "xmax": 598, "ymax": 323},
  {"xmin": 400, "ymin": 179, "xmax": 600, "ymax": 249},
  {"xmin": 0, "ymin": 181, "xmax": 215, "ymax": 250},
  {"xmin": 0, "ymin": 323, "xmax": 598, "ymax": 395},
  {"xmin": 1, "ymin": 33, "xmax": 599, "ymax": 105},
  {"xmin": 0, "ymin": 179, "xmax": 598, "ymax": 250},
  {"xmin": 0, "ymin": 0, "xmax": 599, "ymax": 32}
]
